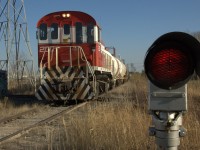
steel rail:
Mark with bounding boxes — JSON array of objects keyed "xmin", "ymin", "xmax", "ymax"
[
  {"xmin": 0, "ymin": 102, "xmax": 88, "ymax": 144},
  {"xmin": 0, "ymin": 108, "xmax": 37, "ymax": 124}
]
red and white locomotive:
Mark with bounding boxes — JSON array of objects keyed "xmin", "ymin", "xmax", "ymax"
[{"xmin": 35, "ymin": 11, "xmax": 127, "ymax": 102}]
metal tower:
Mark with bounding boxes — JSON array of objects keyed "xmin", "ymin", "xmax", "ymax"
[{"xmin": 0, "ymin": 0, "xmax": 36, "ymax": 95}]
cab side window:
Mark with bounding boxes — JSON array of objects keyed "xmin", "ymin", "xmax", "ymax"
[
  {"xmin": 51, "ymin": 23, "xmax": 58, "ymax": 39},
  {"xmin": 98, "ymin": 28, "xmax": 101, "ymax": 42},
  {"xmin": 39, "ymin": 23, "xmax": 47, "ymax": 40}
]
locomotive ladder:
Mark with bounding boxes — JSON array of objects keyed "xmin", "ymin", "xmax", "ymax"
[{"xmin": 39, "ymin": 46, "xmax": 96, "ymax": 95}]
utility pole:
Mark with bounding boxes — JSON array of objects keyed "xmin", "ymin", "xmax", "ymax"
[{"xmin": 0, "ymin": 0, "xmax": 36, "ymax": 95}]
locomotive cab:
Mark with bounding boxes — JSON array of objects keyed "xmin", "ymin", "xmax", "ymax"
[
  {"xmin": 36, "ymin": 13, "xmax": 101, "ymax": 45},
  {"xmin": 36, "ymin": 11, "xmax": 103, "ymax": 69}
]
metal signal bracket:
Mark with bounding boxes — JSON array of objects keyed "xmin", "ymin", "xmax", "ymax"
[
  {"xmin": 149, "ymin": 111, "xmax": 186, "ymax": 149},
  {"xmin": 148, "ymin": 82, "xmax": 187, "ymax": 111}
]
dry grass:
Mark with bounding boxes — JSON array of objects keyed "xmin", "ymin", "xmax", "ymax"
[
  {"xmin": 1, "ymin": 73, "xmax": 200, "ymax": 149},
  {"xmin": 62, "ymin": 102, "xmax": 152, "ymax": 149},
  {"xmin": 180, "ymin": 79, "xmax": 200, "ymax": 149},
  {"xmin": 58, "ymin": 74, "xmax": 156, "ymax": 149},
  {"xmin": 59, "ymin": 74, "xmax": 200, "ymax": 150},
  {"xmin": 0, "ymin": 97, "xmax": 34, "ymax": 120}
]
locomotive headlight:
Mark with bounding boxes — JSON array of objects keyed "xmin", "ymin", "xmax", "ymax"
[{"xmin": 62, "ymin": 13, "xmax": 70, "ymax": 18}]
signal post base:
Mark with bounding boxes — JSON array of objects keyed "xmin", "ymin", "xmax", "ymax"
[{"xmin": 149, "ymin": 111, "xmax": 186, "ymax": 150}]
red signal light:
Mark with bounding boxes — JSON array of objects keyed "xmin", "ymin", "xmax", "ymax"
[{"xmin": 145, "ymin": 42, "xmax": 194, "ymax": 89}]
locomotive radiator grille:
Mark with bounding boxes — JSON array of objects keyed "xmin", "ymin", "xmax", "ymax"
[{"xmin": 36, "ymin": 66, "xmax": 94, "ymax": 101}]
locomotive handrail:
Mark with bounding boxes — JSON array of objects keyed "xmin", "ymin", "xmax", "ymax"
[
  {"xmin": 39, "ymin": 46, "xmax": 96, "ymax": 94},
  {"xmin": 78, "ymin": 46, "xmax": 96, "ymax": 94},
  {"xmin": 39, "ymin": 49, "xmax": 48, "ymax": 78}
]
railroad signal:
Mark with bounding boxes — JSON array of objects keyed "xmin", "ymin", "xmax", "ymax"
[
  {"xmin": 145, "ymin": 32, "xmax": 200, "ymax": 90},
  {"xmin": 144, "ymin": 32, "xmax": 200, "ymax": 149},
  {"xmin": 145, "ymin": 32, "xmax": 200, "ymax": 111}
]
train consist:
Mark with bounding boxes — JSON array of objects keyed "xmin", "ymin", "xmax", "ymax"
[{"xmin": 35, "ymin": 11, "xmax": 128, "ymax": 102}]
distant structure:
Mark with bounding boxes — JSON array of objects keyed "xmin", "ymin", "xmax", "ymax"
[
  {"xmin": 128, "ymin": 63, "xmax": 136, "ymax": 73},
  {"xmin": 0, "ymin": 0, "xmax": 35, "ymax": 94}
]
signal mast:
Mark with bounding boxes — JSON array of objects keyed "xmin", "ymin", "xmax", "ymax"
[
  {"xmin": 144, "ymin": 32, "xmax": 200, "ymax": 149},
  {"xmin": 0, "ymin": 0, "xmax": 35, "ymax": 95}
]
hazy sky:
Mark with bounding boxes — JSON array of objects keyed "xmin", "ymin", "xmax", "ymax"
[{"xmin": 24, "ymin": 0, "xmax": 200, "ymax": 71}]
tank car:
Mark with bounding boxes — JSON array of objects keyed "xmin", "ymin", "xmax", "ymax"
[{"xmin": 35, "ymin": 11, "xmax": 128, "ymax": 102}]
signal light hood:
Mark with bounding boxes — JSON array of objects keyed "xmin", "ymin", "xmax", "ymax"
[{"xmin": 144, "ymin": 32, "xmax": 200, "ymax": 90}]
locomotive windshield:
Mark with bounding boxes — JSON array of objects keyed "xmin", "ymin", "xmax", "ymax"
[
  {"xmin": 51, "ymin": 23, "xmax": 58, "ymax": 39},
  {"xmin": 87, "ymin": 23, "xmax": 94, "ymax": 43},
  {"xmin": 63, "ymin": 24, "xmax": 71, "ymax": 43},
  {"xmin": 76, "ymin": 22, "xmax": 83, "ymax": 44},
  {"xmin": 39, "ymin": 23, "xmax": 47, "ymax": 40},
  {"xmin": 64, "ymin": 24, "xmax": 70, "ymax": 35},
  {"xmin": 75, "ymin": 22, "xmax": 95, "ymax": 44},
  {"xmin": 38, "ymin": 22, "xmax": 96, "ymax": 44}
]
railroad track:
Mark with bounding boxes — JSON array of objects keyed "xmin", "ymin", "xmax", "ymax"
[
  {"xmin": 0, "ymin": 102, "xmax": 88, "ymax": 144},
  {"xmin": 98, "ymin": 82, "xmax": 133, "ymax": 100},
  {"xmin": 0, "ymin": 81, "xmax": 130, "ymax": 144},
  {"xmin": 0, "ymin": 108, "xmax": 37, "ymax": 125}
]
